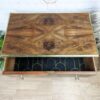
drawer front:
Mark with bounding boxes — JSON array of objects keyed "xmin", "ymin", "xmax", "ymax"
[{"xmin": 3, "ymin": 57, "xmax": 97, "ymax": 75}]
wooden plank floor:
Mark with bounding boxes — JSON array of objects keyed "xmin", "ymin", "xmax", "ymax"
[
  {"xmin": 1, "ymin": 71, "xmax": 100, "ymax": 100},
  {"xmin": 2, "ymin": 13, "xmax": 98, "ymax": 56}
]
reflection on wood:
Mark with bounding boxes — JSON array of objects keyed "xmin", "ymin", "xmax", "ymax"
[{"xmin": 2, "ymin": 13, "xmax": 98, "ymax": 56}]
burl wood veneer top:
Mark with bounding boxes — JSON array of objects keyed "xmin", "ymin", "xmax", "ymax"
[{"xmin": 2, "ymin": 13, "xmax": 98, "ymax": 57}]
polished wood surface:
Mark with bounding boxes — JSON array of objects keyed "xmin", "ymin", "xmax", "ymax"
[{"xmin": 2, "ymin": 13, "xmax": 98, "ymax": 56}]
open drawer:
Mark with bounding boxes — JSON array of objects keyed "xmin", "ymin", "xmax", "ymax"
[{"xmin": 3, "ymin": 57, "xmax": 97, "ymax": 75}]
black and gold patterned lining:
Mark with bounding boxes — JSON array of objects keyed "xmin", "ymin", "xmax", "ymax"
[{"xmin": 14, "ymin": 57, "xmax": 88, "ymax": 71}]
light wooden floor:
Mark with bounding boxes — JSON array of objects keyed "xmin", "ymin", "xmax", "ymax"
[{"xmin": 0, "ymin": 71, "xmax": 100, "ymax": 100}]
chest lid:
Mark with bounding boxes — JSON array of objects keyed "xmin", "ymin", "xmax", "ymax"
[{"xmin": 2, "ymin": 13, "xmax": 98, "ymax": 57}]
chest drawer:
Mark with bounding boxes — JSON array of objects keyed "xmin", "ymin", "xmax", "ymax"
[{"xmin": 3, "ymin": 57, "xmax": 97, "ymax": 75}]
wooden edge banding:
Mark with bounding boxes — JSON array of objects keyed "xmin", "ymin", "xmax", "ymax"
[
  {"xmin": 3, "ymin": 71, "xmax": 96, "ymax": 75},
  {"xmin": 54, "ymin": 71, "xmax": 96, "ymax": 75},
  {"xmin": 3, "ymin": 71, "xmax": 49, "ymax": 75},
  {"xmin": 93, "ymin": 57, "xmax": 99, "ymax": 72},
  {"xmin": 3, "ymin": 57, "xmax": 7, "ymax": 71}
]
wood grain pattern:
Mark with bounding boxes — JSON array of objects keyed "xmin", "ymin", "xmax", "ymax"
[{"xmin": 2, "ymin": 13, "xmax": 98, "ymax": 56}]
